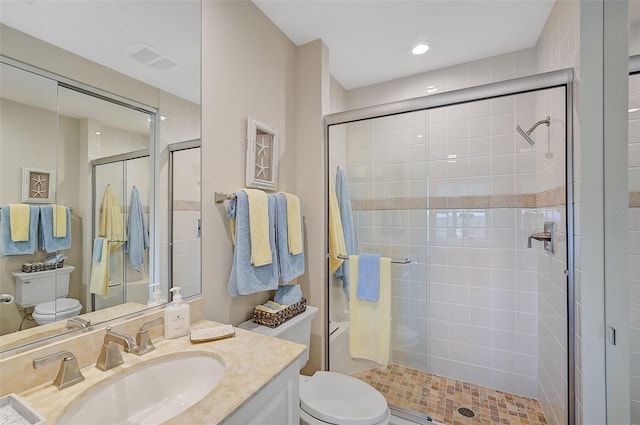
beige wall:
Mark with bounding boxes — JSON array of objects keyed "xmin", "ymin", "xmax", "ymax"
[{"xmin": 201, "ymin": 0, "xmax": 297, "ymax": 324}]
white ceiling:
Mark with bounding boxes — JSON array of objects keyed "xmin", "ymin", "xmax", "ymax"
[{"xmin": 253, "ymin": 0, "xmax": 555, "ymax": 90}]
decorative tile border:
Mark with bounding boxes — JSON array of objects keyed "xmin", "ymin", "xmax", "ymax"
[
  {"xmin": 173, "ymin": 200, "xmax": 201, "ymax": 211},
  {"xmin": 631, "ymin": 192, "xmax": 640, "ymax": 208}
]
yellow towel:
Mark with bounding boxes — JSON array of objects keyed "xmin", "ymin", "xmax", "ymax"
[
  {"xmin": 52, "ymin": 204, "xmax": 67, "ymax": 238},
  {"xmin": 9, "ymin": 204, "xmax": 30, "ymax": 242},
  {"xmin": 282, "ymin": 192, "xmax": 303, "ymax": 255},
  {"xmin": 328, "ymin": 179, "xmax": 346, "ymax": 275},
  {"xmin": 349, "ymin": 255, "xmax": 391, "ymax": 366},
  {"xmin": 89, "ymin": 238, "xmax": 111, "ymax": 296},
  {"xmin": 244, "ymin": 189, "xmax": 272, "ymax": 267},
  {"xmin": 99, "ymin": 185, "xmax": 125, "ymax": 252}
]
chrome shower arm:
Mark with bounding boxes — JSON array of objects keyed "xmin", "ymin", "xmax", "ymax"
[{"xmin": 526, "ymin": 116, "xmax": 551, "ymax": 134}]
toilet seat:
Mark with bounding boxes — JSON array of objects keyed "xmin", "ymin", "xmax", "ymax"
[
  {"xmin": 32, "ymin": 298, "xmax": 82, "ymax": 324},
  {"xmin": 300, "ymin": 372, "xmax": 390, "ymax": 425}
]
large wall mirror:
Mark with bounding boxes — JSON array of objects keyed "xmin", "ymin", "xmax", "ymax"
[{"xmin": 0, "ymin": 1, "xmax": 201, "ymax": 354}]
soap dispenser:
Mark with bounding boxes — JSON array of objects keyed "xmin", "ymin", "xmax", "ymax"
[
  {"xmin": 164, "ymin": 287, "xmax": 190, "ymax": 339},
  {"xmin": 147, "ymin": 283, "xmax": 165, "ymax": 307}
]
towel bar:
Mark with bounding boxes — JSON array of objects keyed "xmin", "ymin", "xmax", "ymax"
[
  {"xmin": 336, "ymin": 254, "xmax": 411, "ymax": 265},
  {"xmin": 214, "ymin": 192, "xmax": 237, "ymax": 204}
]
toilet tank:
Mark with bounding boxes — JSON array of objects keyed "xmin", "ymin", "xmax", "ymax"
[
  {"xmin": 239, "ymin": 305, "xmax": 318, "ymax": 370},
  {"xmin": 12, "ymin": 266, "xmax": 75, "ymax": 307}
]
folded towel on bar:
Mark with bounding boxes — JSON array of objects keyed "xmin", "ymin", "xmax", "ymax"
[
  {"xmin": 52, "ymin": 204, "xmax": 67, "ymax": 238},
  {"xmin": 227, "ymin": 191, "xmax": 279, "ymax": 296},
  {"xmin": 349, "ymin": 255, "xmax": 391, "ymax": 366},
  {"xmin": 281, "ymin": 193, "xmax": 303, "ymax": 255},
  {"xmin": 333, "ymin": 169, "xmax": 358, "ymax": 296},
  {"xmin": 38, "ymin": 205, "xmax": 71, "ymax": 253},
  {"xmin": 274, "ymin": 284, "xmax": 302, "ymax": 306},
  {"xmin": 92, "ymin": 237, "xmax": 105, "ymax": 262},
  {"xmin": 328, "ymin": 178, "xmax": 347, "ymax": 275},
  {"xmin": 1, "ymin": 205, "xmax": 39, "ymax": 256},
  {"xmin": 356, "ymin": 253, "xmax": 381, "ymax": 301},
  {"xmin": 245, "ymin": 189, "xmax": 272, "ymax": 266},
  {"xmin": 9, "ymin": 204, "xmax": 31, "ymax": 242},
  {"xmin": 125, "ymin": 186, "xmax": 149, "ymax": 272},
  {"xmin": 274, "ymin": 193, "xmax": 305, "ymax": 283},
  {"xmin": 90, "ymin": 238, "xmax": 112, "ymax": 295}
]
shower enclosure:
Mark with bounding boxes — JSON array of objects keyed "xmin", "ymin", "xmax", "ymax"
[
  {"xmin": 92, "ymin": 151, "xmax": 151, "ymax": 310},
  {"xmin": 326, "ymin": 70, "xmax": 574, "ymax": 424}
]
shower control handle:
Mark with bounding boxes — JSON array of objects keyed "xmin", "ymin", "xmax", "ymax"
[
  {"xmin": 527, "ymin": 232, "xmax": 551, "ymax": 248},
  {"xmin": 527, "ymin": 222, "xmax": 556, "ymax": 254}
]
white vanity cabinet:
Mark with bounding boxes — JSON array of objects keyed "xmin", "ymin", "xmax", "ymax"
[{"xmin": 221, "ymin": 359, "xmax": 300, "ymax": 425}]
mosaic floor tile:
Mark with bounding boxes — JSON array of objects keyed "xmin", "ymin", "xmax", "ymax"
[{"xmin": 351, "ymin": 364, "xmax": 547, "ymax": 425}]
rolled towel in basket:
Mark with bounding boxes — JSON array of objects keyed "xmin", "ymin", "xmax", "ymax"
[{"xmin": 274, "ymin": 284, "xmax": 302, "ymax": 306}]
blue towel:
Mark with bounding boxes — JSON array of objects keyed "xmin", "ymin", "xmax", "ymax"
[
  {"xmin": 0, "ymin": 205, "xmax": 39, "ymax": 256},
  {"xmin": 274, "ymin": 193, "xmax": 305, "ymax": 283},
  {"xmin": 274, "ymin": 284, "xmax": 303, "ymax": 306},
  {"xmin": 44, "ymin": 253, "xmax": 66, "ymax": 264},
  {"xmin": 125, "ymin": 186, "xmax": 149, "ymax": 272},
  {"xmin": 93, "ymin": 237, "xmax": 105, "ymax": 262},
  {"xmin": 227, "ymin": 191, "xmax": 279, "ymax": 296},
  {"xmin": 38, "ymin": 205, "xmax": 71, "ymax": 253},
  {"xmin": 334, "ymin": 169, "xmax": 358, "ymax": 295},
  {"xmin": 357, "ymin": 253, "xmax": 381, "ymax": 301}
]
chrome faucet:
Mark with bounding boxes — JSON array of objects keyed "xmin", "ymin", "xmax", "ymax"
[
  {"xmin": 33, "ymin": 350, "xmax": 85, "ymax": 389},
  {"xmin": 95, "ymin": 327, "xmax": 138, "ymax": 371},
  {"xmin": 65, "ymin": 317, "xmax": 91, "ymax": 329},
  {"xmin": 134, "ymin": 317, "xmax": 164, "ymax": 355}
]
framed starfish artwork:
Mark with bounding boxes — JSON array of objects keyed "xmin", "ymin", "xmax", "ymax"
[
  {"xmin": 22, "ymin": 166, "xmax": 56, "ymax": 203},
  {"xmin": 246, "ymin": 116, "xmax": 278, "ymax": 191}
]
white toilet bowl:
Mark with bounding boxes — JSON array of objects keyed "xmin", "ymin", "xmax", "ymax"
[
  {"xmin": 299, "ymin": 372, "xmax": 390, "ymax": 425},
  {"xmin": 239, "ymin": 306, "xmax": 390, "ymax": 425},
  {"xmin": 32, "ymin": 297, "xmax": 83, "ymax": 325}
]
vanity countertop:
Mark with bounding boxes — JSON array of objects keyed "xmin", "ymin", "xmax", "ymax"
[{"xmin": 17, "ymin": 319, "xmax": 305, "ymax": 424}]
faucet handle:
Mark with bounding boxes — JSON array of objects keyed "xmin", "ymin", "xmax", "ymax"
[
  {"xmin": 65, "ymin": 317, "xmax": 91, "ymax": 329},
  {"xmin": 33, "ymin": 351, "xmax": 85, "ymax": 389},
  {"xmin": 95, "ymin": 341, "xmax": 124, "ymax": 371},
  {"xmin": 135, "ymin": 317, "xmax": 164, "ymax": 355}
]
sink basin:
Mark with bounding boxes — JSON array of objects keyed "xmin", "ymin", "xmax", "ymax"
[{"xmin": 58, "ymin": 352, "xmax": 225, "ymax": 425}]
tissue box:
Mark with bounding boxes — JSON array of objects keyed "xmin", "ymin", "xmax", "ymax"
[
  {"xmin": 253, "ymin": 298, "xmax": 307, "ymax": 328},
  {"xmin": 0, "ymin": 393, "xmax": 45, "ymax": 425}
]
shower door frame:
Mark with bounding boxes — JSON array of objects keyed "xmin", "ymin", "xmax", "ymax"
[{"xmin": 323, "ymin": 68, "xmax": 576, "ymax": 425}]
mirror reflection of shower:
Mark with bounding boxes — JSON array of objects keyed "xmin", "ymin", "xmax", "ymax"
[{"xmin": 516, "ymin": 115, "xmax": 553, "ymax": 158}]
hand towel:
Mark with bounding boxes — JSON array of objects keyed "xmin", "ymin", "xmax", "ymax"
[
  {"xmin": 356, "ymin": 253, "xmax": 381, "ymax": 301},
  {"xmin": 281, "ymin": 192, "xmax": 303, "ymax": 255},
  {"xmin": 244, "ymin": 188, "xmax": 272, "ymax": 266},
  {"xmin": 38, "ymin": 205, "xmax": 71, "ymax": 253},
  {"xmin": 90, "ymin": 238, "xmax": 111, "ymax": 295},
  {"xmin": 125, "ymin": 186, "xmax": 149, "ymax": 272},
  {"xmin": 93, "ymin": 237, "xmax": 105, "ymax": 262},
  {"xmin": 99, "ymin": 184, "xmax": 125, "ymax": 253},
  {"xmin": 52, "ymin": 204, "xmax": 67, "ymax": 238},
  {"xmin": 227, "ymin": 191, "xmax": 279, "ymax": 296},
  {"xmin": 333, "ymin": 169, "xmax": 358, "ymax": 296},
  {"xmin": 274, "ymin": 193, "xmax": 305, "ymax": 284},
  {"xmin": 349, "ymin": 255, "xmax": 391, "ymax": 366},
  {"xmin": 274, "ymin": 284, "xmax": 302, "ymax": 306},
  {"xmin": 328, "ymin": 178, "xmax": 347, "ymax": 275},
  {"xmin": 9, "ymin": 204, "xmax": 30, "ymax": 241},
  {"xmin": 1, "ymin": 205, "xmax": 39, "ymax": 256}
]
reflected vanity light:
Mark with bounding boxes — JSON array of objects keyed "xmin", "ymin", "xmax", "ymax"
[{"xmin": 411, "ymin": 43, "xmax": 429, "ymax": 55}]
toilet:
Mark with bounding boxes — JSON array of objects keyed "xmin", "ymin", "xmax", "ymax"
[
  {"xmin": 12, "ymin": 266, "xmax": 82, "ymax": 325},
  {"xmin": 239, "ymin": 306, "xmax": 391, "ymax": 425}
]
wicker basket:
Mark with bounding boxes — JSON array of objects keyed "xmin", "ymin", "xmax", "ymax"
[{"xmin": 253, "ymin": 298, "xmax": 307, "ymax": 328}]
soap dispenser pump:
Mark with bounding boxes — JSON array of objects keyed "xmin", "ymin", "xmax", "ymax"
[
  {"xmin": 164, "ymin": 287, "xmax": 190, "ymax": 339},
  {"xmin": 147, "ymin": 283, "xmax": 165, "ymax": 307}
]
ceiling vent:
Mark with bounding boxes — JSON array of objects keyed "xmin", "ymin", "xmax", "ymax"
[{"xmin": 126, "ymin": 43, "xmax": 180, "ymax": 72}]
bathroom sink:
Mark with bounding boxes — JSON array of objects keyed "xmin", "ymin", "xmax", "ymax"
[{"xmin": 57, "ymin": 352, "xmax": 225, "ymax": 425}]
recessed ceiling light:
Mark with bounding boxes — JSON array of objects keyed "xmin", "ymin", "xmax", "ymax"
[{"xmin": 411, "ymin": 43, "xmax": 429, "ymax": 55}]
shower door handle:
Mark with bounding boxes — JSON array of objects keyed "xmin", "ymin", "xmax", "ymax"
[{"xmin": 196, "ymin": 219, "xmax": 201, "ymax": 238}]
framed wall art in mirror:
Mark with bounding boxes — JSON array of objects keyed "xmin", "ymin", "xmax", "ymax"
[
  {"xmin": 246, "ymin": 116, "xmax": 278, "ymax": 191},
  {"xmin": 22, "ymin": 166, "xmax": 55, "ymax": 203}
]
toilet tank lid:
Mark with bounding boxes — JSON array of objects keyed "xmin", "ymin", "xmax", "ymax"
[{"xmin": 34, "ymin": 298, "xmax": 80, "ymax": 315}]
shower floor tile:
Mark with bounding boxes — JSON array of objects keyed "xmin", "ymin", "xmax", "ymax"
[{"xmin": 351, "ymin": 364, "xmax": 547, "ymax": 425}]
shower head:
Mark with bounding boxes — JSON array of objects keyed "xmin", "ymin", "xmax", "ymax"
[
  {"xmin": 516, "ymin": 124, "xmax": 535, "ymax": 145},
  {"xmin": 516, "ymin": 116, "xmax": 550, "ymax": 145}
]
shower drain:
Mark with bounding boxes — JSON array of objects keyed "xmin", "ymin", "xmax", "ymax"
[{"xmin": 457, "ymin": 407, "xmax": 475, "ymax": 418}]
